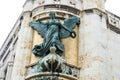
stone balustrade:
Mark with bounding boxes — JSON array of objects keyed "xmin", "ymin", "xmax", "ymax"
[
  {"xmin": 32, "ymin": 4, "xmax": 80, "ymax": 16},
  {"xmin": 25, "ymin": 62, "xmax": 80, "ymax": 80}
]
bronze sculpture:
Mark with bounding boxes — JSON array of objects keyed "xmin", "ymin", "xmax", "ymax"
[{"xmin": 29, "ymin": 12, "xmax": 80, "ymax": 57}]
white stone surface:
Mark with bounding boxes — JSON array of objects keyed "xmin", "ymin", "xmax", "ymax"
[
  {"xmin": 107, "ymin": 29, "xmax": 120, "ymax": 80},
  {"xmin": 23, "ymin": 0, "xmax": 33, "ymax": 12},
  {"xmin": 79, "ymin": 11, "xmax": 112, "ymax": 80},
  {"xmin": 82, "ymin": 0, "xmax": 105, "ymax": 11}
]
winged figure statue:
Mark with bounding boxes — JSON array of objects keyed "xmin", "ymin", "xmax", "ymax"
[{"xmin": 29, "ymin": 12, "xmax": 80, "ymax": 57}]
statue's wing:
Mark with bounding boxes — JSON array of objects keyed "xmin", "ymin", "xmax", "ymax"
[
  {"xmin": 60, "ymin": 28, "xmax": 70, "ymax": 39},
  {"xmin": 29, "ymin": 21, "xmax": 48, "ymax": 38},
  {"xmin": 61, "ymin": 16, "xmax": 80, "ymax": 38}
]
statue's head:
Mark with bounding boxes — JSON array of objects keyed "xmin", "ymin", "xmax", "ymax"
[
  {"xmin": 50, "ymin": 47, "xmax": 56, "ymax": 54},
  {"xmin": 49, "ymin": 11, "xmax": 55, "ymax": 19}
]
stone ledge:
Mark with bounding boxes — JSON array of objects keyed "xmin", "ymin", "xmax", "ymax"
[
  {"xmin": 26, "ymin": 62, "xmax": 80, "ymax": 70},
  {"xmin": 31, "ymin": 4, "xmax": 80, "ymax": 17},
  {"xmin": 107, "ymin": 11, "xmax": 120, "ymax": 34},
  {"xmin": 25, "ymin": 72, "xmax": 78, "ymax": 80},
  {"xmin": 26, "ymin": 62, "xmax": 80, "ymax": 79}
]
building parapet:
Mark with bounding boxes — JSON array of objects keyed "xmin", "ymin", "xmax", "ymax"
[
  {"xmin": 32, "ymin": 4, "xmax": 80, "ymax": 16},
  {"xmin": 107, "ymin": 11, "xmax": 120, "ymax": 34}
]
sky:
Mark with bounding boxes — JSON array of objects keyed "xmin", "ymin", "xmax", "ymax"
[{"xmin": 0, "ymin": 0, "xmax": 120, "ymax": 48}]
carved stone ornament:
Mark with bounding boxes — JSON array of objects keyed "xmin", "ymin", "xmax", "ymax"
[{"xmin": 36, "ymin": 47, "xmax": 66, "ymax": 73}]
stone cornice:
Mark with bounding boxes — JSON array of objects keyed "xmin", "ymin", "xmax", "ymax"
[
  {"xmin": 31, "ymin": 4, "xmax": 80, "ymax": 17},
  {"xmin": 25, "ymin": 73, "xmax": 78, "ymax": 80},
  {"xmin": 81, "ymin": 8, "xmax": 107, "ymax": 17},
  {"xmin": 106, "ymin": 11, "xmax": 120, "ymax": 34},
  {"xmin": 81, "ymin": 8, "xmax": 120, "ymax": 34}
]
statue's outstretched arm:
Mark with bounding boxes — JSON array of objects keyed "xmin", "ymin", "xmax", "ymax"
[{"xmin": 36, "ymin": 19, "xmax": 49, "ymax": 25}]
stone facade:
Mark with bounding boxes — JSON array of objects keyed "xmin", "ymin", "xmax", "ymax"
[{"xmin": 0, "ymin": 0, "xmax": 120, "ymax": 80}]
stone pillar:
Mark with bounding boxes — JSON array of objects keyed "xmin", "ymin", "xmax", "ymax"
[
  {"xmin": 5, "ymin": 62, "xmax": 13, "ymax": 80},
  {"xmin": 11, "ymin": 0, "xmax": 33, "ymax": 79},
  {"xmin": 0, "ymin": 64, "xmax": 6, "ymax": 80},
  {"xmin": 11, "ymin": 11, "xmax": 33, "ymax": 80},
  {"xmin": 5, "ymin": 50, "xmax": 14, "ymax": 80},
  {"xmin": 0, "ymin": 68, "xmax": 5, "ymax": 80},
  {"xmin": 79, "ymin": 9, "xmax": 111, "ymax": 80},
  {"xmin": 78, "ymin": 1, "xmax": 112, "ymax": 80}
]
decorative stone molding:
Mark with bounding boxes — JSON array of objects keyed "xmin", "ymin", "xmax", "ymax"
[
  {"xmin": 93, "ymin": 9, "xmax": 107, "ymax": 18},
  {"xmin": 107, "ymin": 11, "xmax": 120, "ymax": 34},
  {"xmin": 22, "ymin": 11, "xmax": 32, "ymax": 17},
  {"xmin": 83, "ymin": 8, "xmax": 107, "ymax": 18},
  {"xmin": 32, "ymin": 4, "xmax": 80, "ymax": 16},
  {"xmin": 7, "ymin": 61, "xmax": 14, "ymax": 66},
  {"xmin": 25, "ymin": 73, "xmax": 78, "ymax": 80},
  {"xmin": 32, "ymin": 11, "xmax": 79, "ymax": 21},
  {"xmin": 26, "ymin": 62, "xmax": 80, "ymax": 80},
  {"xmin": 108, "ymin": 15, "xmax": 120, "ymax": 28}
]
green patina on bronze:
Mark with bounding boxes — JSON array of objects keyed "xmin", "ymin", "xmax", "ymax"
[{"xmin": 29, "ymin": 12, "xmax": 80, "ymax": 57}]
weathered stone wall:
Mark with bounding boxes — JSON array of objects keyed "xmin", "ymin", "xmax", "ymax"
[
  {"xmin": 107, "ymin": 29, "xmax": 120, "ymax": 80},
  {"xmin": 63, "ymin": 26, "xmax": 79, "ymax": 66},
  {"xmin": 78, "ymin": 9, "xmax": 111, "ymax": 80}
]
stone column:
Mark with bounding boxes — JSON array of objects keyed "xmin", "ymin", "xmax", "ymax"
[
  {"xmin": 5, "ymin": 62, "xmax": 13, "ymax": 80},
  {"xmin": 0, "ymin": 61, "xmax": 6, "ymax": 80},
  {"xmin": 0, "ymin": 68, "xmax": 5, "ymax": 80},
  {"xmin": 5, "ymin": 50, "xmax": 14, "ymax": 80},
  {"xmin": 11, "ymin": 11, "xmax": 33, "ymax": 80},
  {"xmin": 79, "ymin": 10, "xmax": 111, "ymax": 80}
]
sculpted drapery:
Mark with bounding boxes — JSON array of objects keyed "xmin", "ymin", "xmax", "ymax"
[{"xmin": 29, "ymin": 12, "xmax": 80, "ymax": 57}]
